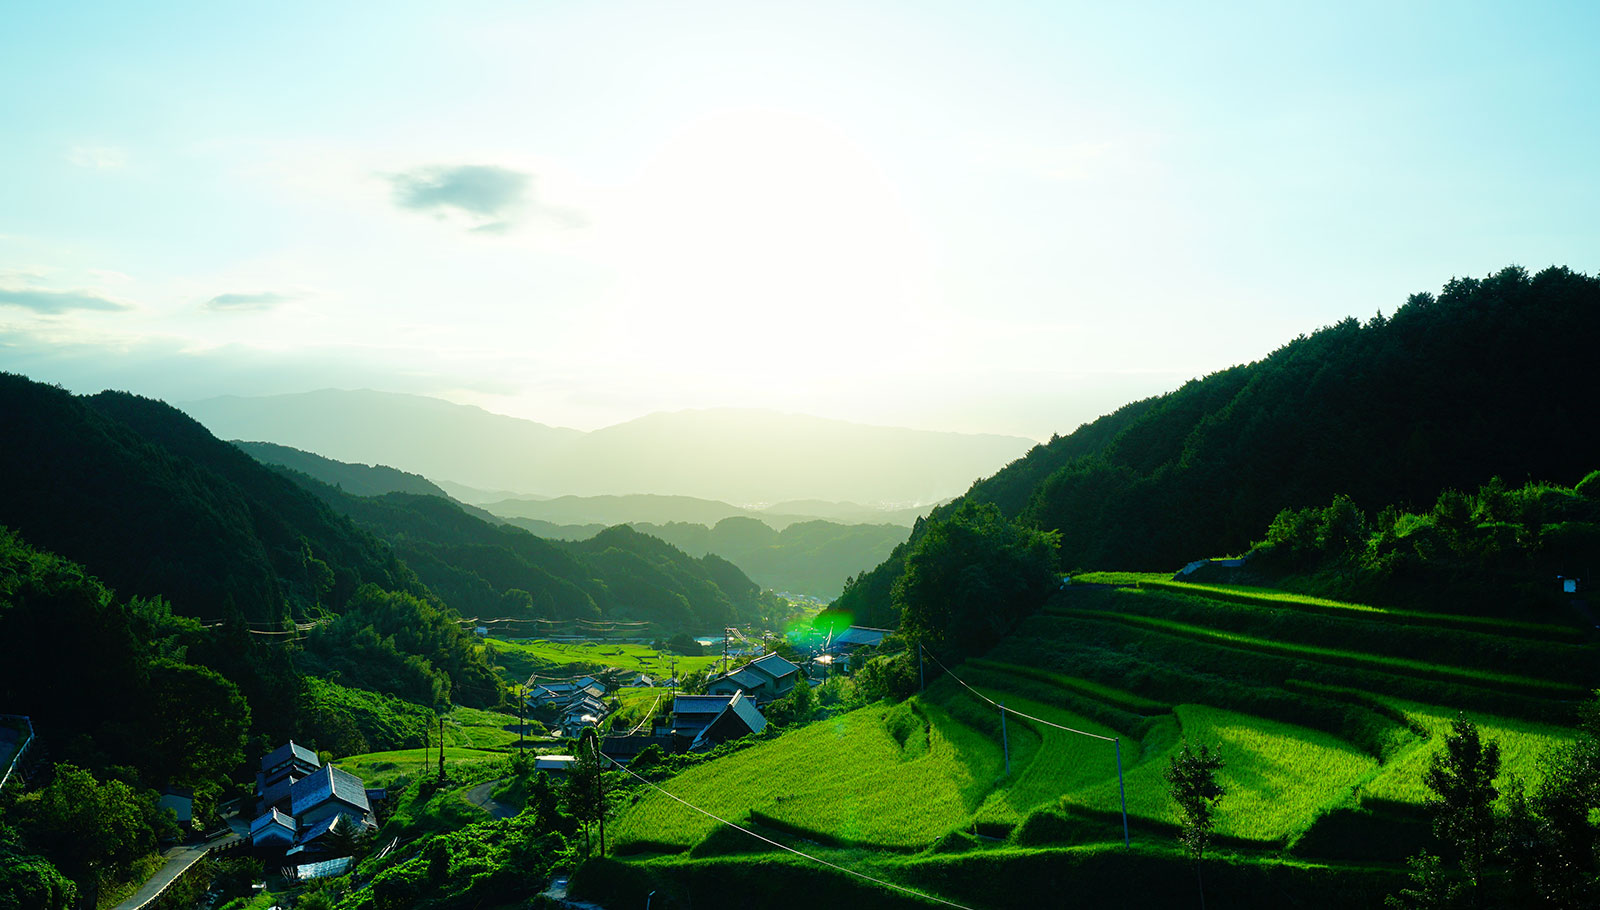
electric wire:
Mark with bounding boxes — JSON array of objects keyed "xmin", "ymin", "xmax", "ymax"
[
  {"xmin": 920, "ymin": 646, "xmax": 1115, "ymax": 742},
  {"xmin": 601, "ymin": 754, "xmax": 980, "ymax": 910}
]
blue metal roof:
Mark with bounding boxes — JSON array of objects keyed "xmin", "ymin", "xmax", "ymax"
[
  {"xmin": 260, "ymin": 740, "xmax": 320, "ymax": 775},
  {"xmin": 749, "ymin": 653, "xmax": 799, "ymax": 679},
  {"xmin": 290, "ymin": 765, "xmax": 371, "ymax": 817}
]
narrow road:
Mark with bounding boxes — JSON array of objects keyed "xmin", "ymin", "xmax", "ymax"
[
  {"xmin": 463, "ymin": 779, "xmax": 519, "ymax": 820},
  {"xmin": 110, "ymin": 831, "xmax": 238, "ymax": 910}
]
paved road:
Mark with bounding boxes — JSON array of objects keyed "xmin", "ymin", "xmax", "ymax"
[
  {"xmin": 110, "ymin": 833, "xmax": 239, "ymax": 910},
  {"xmin": 463, "ymin": 779, "xmax": 519, "ymax": 820}
]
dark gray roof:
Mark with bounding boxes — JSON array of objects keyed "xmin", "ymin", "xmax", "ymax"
[
  {"xmin": 673, "ymin": 695, "xmax": 734, "ymax": 717},
  {"xmin": 715, "ymin": 668, "xmax": 767, "ymax": 689},
  {"xmin": 251, "ymin": 807, "xmax": 296, "ymax": 838},
  {"xmin": 834, "ymin": 627, "xmax": 887, "ymax": 647},
  {"xmin": 290, "ymin": 765, "xmax": 371, "ymax": 817},
  {"xmin": 725, "ymin": 692, "xmax": 767, "ymax": 734},
  {"xmin": 749, "ymin": 653, "xmax": 799, "ymax": 680},
  {"xmin": 259, "ymin": 774, "xmax": 295, "ymax": 810},
  {"xmin": 261, "ymin": 741, "xmax": 320, "ymax": 775}
]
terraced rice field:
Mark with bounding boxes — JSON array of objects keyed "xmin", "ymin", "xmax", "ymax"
[
  {"xmin": 610, "ymin": 702, "xmax": 997, "ymax": 851},
  {"xmin": 607, "ymin": 580, "xmax": 1593, "ymax": 857},
  {"xmin": 1358, "ymin": 698, "xmax": 1578, "ymax": 804}
]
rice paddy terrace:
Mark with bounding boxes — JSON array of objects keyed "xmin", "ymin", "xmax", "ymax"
[{"xmin": 597, "ymin": 577, "xmax": 1597, "ymax": 908}]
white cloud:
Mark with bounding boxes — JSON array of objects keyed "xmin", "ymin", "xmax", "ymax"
[{"xmin": 67, "ymin": 145, "xmax": 128, "ymax": 170}]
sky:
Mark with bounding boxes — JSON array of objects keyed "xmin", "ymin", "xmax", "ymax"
[{"xmin": 3, "ymin": 0, "xmax": 1598, "ymax": 440}]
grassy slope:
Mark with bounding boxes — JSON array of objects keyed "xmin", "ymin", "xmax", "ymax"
[
  {"xmin": 611, "ymin": 701, "xmax": 998, "ymax": 851},
  {"xmin": 338, "ymin": 747, "xmax": 508, "ymax": 789},
  {"xmin": 609, "ymin": 581, "xmax": 1592, "ymax": 852},
  {"xmin": 485, "ymin": 637, "xmax": 723, "ymax": 681}
]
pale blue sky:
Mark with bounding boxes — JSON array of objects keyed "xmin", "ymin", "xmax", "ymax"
[{"xmin": 3, "ymin": 1, "xmax": 1597, "ymax": 438}]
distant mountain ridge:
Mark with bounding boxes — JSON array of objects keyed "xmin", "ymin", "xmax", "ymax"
[
  {"xmin": 179, "ymin": 391, "xmax": 1033, "ymax": 505},
  {"xmin": 234, "ymin": 440, "xmax": 450, "ymax": 499}
]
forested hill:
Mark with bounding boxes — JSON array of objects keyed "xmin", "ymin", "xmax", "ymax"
[
  {"xmin": 267, "ymin": 471, "xmax": 766, "ymax": 630},
  {"xmin": 836, "ymin": 265, "xmax": 1600, "ymax": 626},
  {"xmin": 233, "ymin": 439, "xmax": 451, "ymax": 498},
  {"xmin": 0, "ymin": 374, "xmax": 419, "ymax": 621}
]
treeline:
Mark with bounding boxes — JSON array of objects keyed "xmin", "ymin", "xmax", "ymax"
[
  {"xmin": 275, "ymin": 473, "xmax": 766, "ymax": 630},
  {"xmin": 837, "ymin": 266, "xmax": 1600, "ymax": 625},
  {"xmin": 0, "ymin": 526, "xmax": 250, "ymax": 906},
  {"xmin": 1246, "ymin": 471, "xmax": 1600, "ymax": 617}
]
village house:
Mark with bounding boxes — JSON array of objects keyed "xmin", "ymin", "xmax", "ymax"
[
  {"xmin": 824, "ymin": 626, "xmax": 888, "ymax": 655},
  {"xmin": 249, "ymin": 743, "xmax": 376, "ymax": 860},
  {"xmin": 670, "ymin": 691, "xmax": 766, "ymax": 751},
  {"xmin": 706, "ymin": 652, "xmax": 800, "ymax": 703}
]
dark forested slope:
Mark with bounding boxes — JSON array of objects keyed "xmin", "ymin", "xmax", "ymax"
[
  {"xmin": 271, "ymin": 474, "xmax": 765, "ymax": 631},
  {"xmin": 836, "ymin": 266, "xmax": 1600, "ymax": 626},
  {"xmin": 0, "ymin": 375, "xmax": 417, "ymax": 622},
  {"xmin": 233, "ymin": 439, "xmax": 451, "ymax": 498}
]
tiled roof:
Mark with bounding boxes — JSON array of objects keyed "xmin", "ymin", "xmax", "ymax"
[
  {"xmin": 726, "ymin": 692, "xmax": 768, "ymax": 735},
  {"xmin": 259, "ymin": 774, "xmax": 295, "ymax": 809},
  {"xmin": 290, "ymin": 765, "xmax": 371, "ymax": 817},
  {"xmin": 261, "ymin": 741, "xmax": 320, "ymax": 774},
  {"xmin": 834, "ymin": 627, "xmax": 887, "ymax": 647},
  {"xmin": 716, "ymin": 669, "xmax": 767, "ymax": 689},
  {"xmin": 673, "ymin": 695, "xmax": 734, "ymax": 716},
  {"xmin": 298, "ymin": 810, "xmax": 369, "ymax": 844},
  {"xmin": 749, "ymin": 653, "xmax": 799, "ymax": 679},
  {"xmin": 251, "ymin": 807, "xmax": 296, "ymax": 836}
]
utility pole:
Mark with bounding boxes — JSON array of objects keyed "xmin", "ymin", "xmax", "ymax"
[
  {"xmin": 1115, "ymin": 738, "xmax": 1130, "ymax": 848},
  {"xmin": 1000, "ymin": 702, "xmax": 1010, "ymax": 777},
  {"xmin": 438, "ymin": 716, "xmax": 445, "ymax": 783},
  {"xmin": 596, "ymin": 735, "xmax": 606, "ymax": 858},
  {"xmin": 918, "ymin": 643, "xmax": 925, "ymax": 693}
]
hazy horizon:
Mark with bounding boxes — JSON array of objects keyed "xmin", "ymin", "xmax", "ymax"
[{"xmin": 4, "ymin": 2, "xmax": 1598, "ymax": 439}]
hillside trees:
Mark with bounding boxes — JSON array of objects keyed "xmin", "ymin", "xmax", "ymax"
[
  {"xmin": 1247, "ymin": 473, "xmax": 1600, "ymax": 615},
  {"xmin": 894, "ymin": 501, "xmax": 1060, "ymax": 655},
  {"xmin": 1165, "ymin": 742, "xmax": 1226, "ymax": 909},
  {"xmin": 838, "ymin": 266, "xmax": 1600, "ymax": 624},
  {"xmin": 1424, "ymin": 717, "xmax": 1501, "ymax": 906}
]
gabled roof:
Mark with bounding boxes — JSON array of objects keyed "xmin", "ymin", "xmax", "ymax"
[
  {"xmin": 833, "ymin": 627, "xmax": 887, "ymax": 647},
  {"xmin": 251, "ymin": 807, "xmax": 296, "ymax": 837},
  {"xmin": 261, "ymin": 741, "xmax": 320, "ymax": 775},
  {"xmin": 691, "ymin": 692, "xmax": 766, "ymax": 749},
  {"xmin": 290, "ymin": 765, "xmax": 371, "ymax": 817},
  {"xmin": 724, "ymin": 692, "xmax": 767, "ymax": 735},
  {"xmin": 259, "ymin": 774, "xmax": 296, "ymax": 810},
  {"xmin": 749, "ymin": 653, "xmax": 800, "ymax": 680},
  {"xmin": 673, "ymin": 695, "xmax": 734, "ymax": 717},
  {"xmin": 719, "ymin": 668, "xmax": 767, "ymax": 689},
  {"xmin": 297, "ymin": 809, "xmax": 370, "ymax": 845}
]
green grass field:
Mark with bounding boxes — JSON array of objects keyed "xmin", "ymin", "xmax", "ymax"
[
  {"xmin": 337, "ymin": 747, "xmax": 509, "ymax": 788},
  {"xmin": 1358, "ymin": 698, "xmax": 1578, "ymax": 804},
  {"xmin": 610, "ymin": 701, "xmax": 997, "ymax": 851},
  {"xmin": 611, "ymin": 686, "xmax": 670, "ymax": 733},
  {"xmin": 600, "ymin": 577, "xmax": 1594, "ymax": 889},
  {"xmin": 486, "ymin": 637, "xmax": 723, "ymax": 682},
  {"xmin": 440, "ymin": 706, "xmax": 529, "ymax": 750}
]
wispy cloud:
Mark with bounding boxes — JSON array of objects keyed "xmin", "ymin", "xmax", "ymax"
[
  {"xmin": 388, "ymin": 164, "xmax": 587, "ymax": 233},
  {"xmin": 205, "ymin": 291, "xmax": 296, "ymax": 312},
  {"xmin": 67, "ymin": 145, "xmax": 128, "ymax": 170},
  {"xmin": 0, "ymin": 287, "xmax": 131, "ymax": 314}
]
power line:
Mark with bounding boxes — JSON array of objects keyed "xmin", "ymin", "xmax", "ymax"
[
  {"xmin": 601, "ymin": 755, "xmax": 981, "ymax": 910},
  {"xmin": 920, "ymin": 648, "xmax": 1114, "ymax": 742},
  {"xmin": 920, "ymin": 645, "xmax": 1130, "ymax": 847}
]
